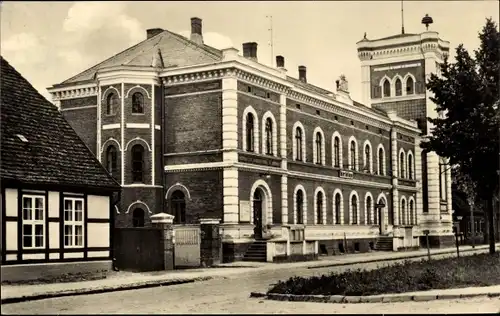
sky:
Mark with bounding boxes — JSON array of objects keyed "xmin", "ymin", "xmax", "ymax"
[{"xmin": 1, "ymin": 1, "xmax": 498, "ymax": 103}]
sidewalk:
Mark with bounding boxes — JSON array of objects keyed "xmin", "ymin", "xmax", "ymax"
[{"xmin": 2, "ymin": 243, "xmax": 499, "ymax": 304}]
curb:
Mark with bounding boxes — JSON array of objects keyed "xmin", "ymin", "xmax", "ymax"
[
  {"xmin": 1, "ymin": 276, "xmax": 212, "ymax": 305},
  {"xmin": 306, "ymin": 247, "xmax": 495, "ymax": 270},
  {"xmin": 249, "ymin": 290, "xmax": 500, "ymax": 304}
]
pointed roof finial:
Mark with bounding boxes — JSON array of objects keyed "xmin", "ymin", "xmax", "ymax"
[
  {"xmin": 421, "ymin": 14, "xmax": 434, "ymax": 31},
  {"xmin": 363, "ymin": 32, "xmax": 367, "ymax": 39}
]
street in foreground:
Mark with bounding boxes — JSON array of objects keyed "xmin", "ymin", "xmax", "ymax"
[{"xmin": 2, "ymin": 252, "xmax": 500, "ymax": 314}]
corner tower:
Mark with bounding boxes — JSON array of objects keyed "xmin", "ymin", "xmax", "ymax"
[{"xmin": 356, "ymin": 15, "xmax": 454, "ymax": 247}]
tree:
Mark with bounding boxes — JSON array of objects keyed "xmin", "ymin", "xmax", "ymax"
[{"xmin": 422, "ymin": 18, "xmax": 499, "ymax": 254}]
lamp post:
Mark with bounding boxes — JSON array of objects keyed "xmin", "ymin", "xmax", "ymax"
[
  {"xmin": 455, "ymin": 215, "xmax": 463, "ymax": 257},
  {"xmin": 468, "ymin": 198, "xmax": 475, "ymax": 249}
]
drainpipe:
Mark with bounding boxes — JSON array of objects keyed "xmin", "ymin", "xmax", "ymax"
[{"xmin": 161, "ymin": 79, "xmax": 166, "ymax": 213}]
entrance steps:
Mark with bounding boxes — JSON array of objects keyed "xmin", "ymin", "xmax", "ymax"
[
  {"xmin": 375, "ymin": 236, "xmax": 394, "ymax": 251},
  {"xmin": 243, "ymin": 241, "xmax": 267, "ymax": 262}
]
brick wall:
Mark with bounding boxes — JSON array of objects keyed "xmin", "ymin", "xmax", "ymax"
[
  {"xmin": 116, "ymin": 187, "xmax": 163, "ymax": 228},
  {"xmin": 61, "ymin": 107, "xmax": 97, "ymax": 154},
  {"xmin": 60, "ymin": 96, "xmax": 97, "ymax": 110},
  {"xmin": 374, "ymin": 98, "xmax": 427, "ymax": 131},
  {"xmin": 165, "ymin": 81, "xmax": 222, "ymax": 154},
  {"xmin": 164, "ymin": 170, "xmax": 223, "ymax": 223}
]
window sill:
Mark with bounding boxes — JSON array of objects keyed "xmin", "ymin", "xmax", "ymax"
[{"xmin": 131, "ymin": 113, "xmax": 145, "ymax": 116}]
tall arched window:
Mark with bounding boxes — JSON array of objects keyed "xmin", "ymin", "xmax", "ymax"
[
  {"xmin": 383, "ymin": 79, "xmax": 391, "ymax": 97},
  {"xmin": 335, "ymin": 193, "xmax": 341, "ymax": 224},
  {"xmin": 296, "ymin": 190, "xmax": 304, "ymax": 224},
  {"xmin": 295, "ymin": 127, "xmax": 303, "ymax": 161},
  {"xmin": 316, "ymin": 191, "xmax": 323, "ymax": 224},
  {"xmin": 315, "ymin": 132, "xmax": 322, "ymax": 164},
  {"xmin": 378, "ymin": 147, "xmax": 385, "ymax": 175},
  {"xmin": 351, "ymin": 195, "xmax": 358, "ymax": 224},
  {"xmin": 265, "ymin": 118, "xmax": 273, "ymax": 155},
  {"xmin": 408, "ymin": 154, "xmax": 414, "ymax": 180},
  {"xmin": 409, "ymin": 200, "xmax": 414, "ymax": 225},
  {"xmin": 131, "ymin": 145, "xmax": 144, "ymax": 183},
  {"xmin": 106, "ymin": 93, "xmax": 118, "ymax": 115},
  {"xmin": 106, "ymin": 146, "xmax": 117, "ymax": 174},
  {"xmin": 350, "ymin": 140, "xmax": 356, "ymax": 170},
  {"xmin": 246, "ymin": 113, "xmax": 255, "ymax": 152},
  {"xmin": 366, "ymin": 196, "xmax": 372, "ymax": 225},
  {"xmin": 132, "ymin": 208, "xmax": 145, "ymax": 227},
  {"xmin": 364, "ymin": 144, "xmax": 371, "ymax": 172},
  {"xmin": 395, "ymin": 78, "xmax": 402, "ymax": 96},
  {"xmin": 400, "ymin": 152, "xmax": 405, "ymax": 178},
  {"xmin": 406, "ymin": 77, "xmax": 414, "ymax": 95},
  {"xmin": 333, "ymin": 136, "xmax": 340, "ymax": 167},
  {"xmin": 171, "ymin": 190, "xmax": 186, "ymax": 224},
  {"xmin": 132, "ymin": 92, "xmax": 144, "ymax": 114},
  {"xmin": 401, "ymin": 199, "xmax": 406, "ymax": 225}
]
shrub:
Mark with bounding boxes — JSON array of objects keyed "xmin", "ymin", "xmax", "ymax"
[{"xmin": 268, "ymin": 253, "xmax": 500, "ymax": 296}]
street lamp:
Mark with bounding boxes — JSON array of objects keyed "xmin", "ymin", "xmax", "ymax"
[{"xmin": 455, "ymin": 215, "xmax": 463, "ymax": 257}]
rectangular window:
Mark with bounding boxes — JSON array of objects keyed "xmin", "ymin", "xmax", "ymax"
[
  {"xmin": 22, "ymin": 195, "xmax": 45, "ymax": 249},
  {"xmin": 64, "ymin": 197, "xmax": 84, "ymax": 248}
]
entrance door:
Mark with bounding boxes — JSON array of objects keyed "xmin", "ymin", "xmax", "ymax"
[
  {"xmin": 378, "ymin": 207, "xmax": 383, "ymax": 235},
  {"xmin": 253, "ymin": 190, "xmax": 263, "ymax": 239}
]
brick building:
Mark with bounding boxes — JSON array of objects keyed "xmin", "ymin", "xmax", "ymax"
[{"xmin": 48, "ymin": 17, "xmax": 452, "ymax": 261}]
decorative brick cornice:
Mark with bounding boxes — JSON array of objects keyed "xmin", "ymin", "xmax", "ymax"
[
  {"xmin": 234, "ymin": 69, "xmax": 290, "ymax": 94},
  {"xmin": 162, "ymin": 68, "xmax": 232, "ymax": 86},
  {"xmin": 51, "ymin": 85, "xmax": 98, "ymax": 101}
]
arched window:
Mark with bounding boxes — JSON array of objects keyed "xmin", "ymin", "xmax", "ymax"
[
  {"xmin": 378, "ymin": 147, "xmax": 385, "ymax": 175},
  {"xmin": 296, "ymin": 190, "xmax": 304, "ymax": 224},
  {"xmin": 351, "ymin": 195, "xmax": 358, "ymax": 225},
  {"xmin": 383, "ymin": 79, "xmax": 391, "ymax": 97},
  {"xmin": 171, "ymin": 191, "xmax": 186, "ymax": 224},
  {"xmin": 366, "ymin": 196, "xmax": 372, "ymax": 225},
  {"xmin": 246, "ymin": 113, "xmax": 255, "ymax": 152},
  {"xmin": 316, "ymin": 191, "xmax": 323, "ymax": 224},
  {"xmin": 132, "ymin": 92, "xmax": 144, "ymax": 114},
  {"xmin": 395, "ymin": 78, "xmax": 402, "ymax": 96},
  {"xmin": 408, "ymin": 153, "xmax": 414, "ymax": 180},
  {"xmin": 364, "ymin": 144, "xmax": 371, "ymax": 172},
  {"xmin": 265, "ymin": 118, "xmax": 273, "ymax": 155},
  {"xmin": 350, "ymin": 140, "xmax": 356, "ymax": 170},
  {"xmin": 315, "ymin": 132, "xmax": 322, "ymax": 164},
  {"xmin": 400, "ymin": 151, "xmax": 405, "ymax": 178},
  {"xmin": 106, "ymin": 146, "xmax": 117, "ymax": 174},
  {"xmin": 409, "ymin": 200, "xmax": 415, "ymax": 225},
  {"xmin": 401, "ymin": 199, "xmax": 406, "ymax": 225},
  {"xmin": 295, "ymin": 127, "xmax": 303, "ymax": 161},
  {"xmin": 335, "ymin": 193, "xmax": 341, "ymax": 224},
  {"xmin": 406, "ymin": 77, "xmax": 414, "ymax": 95},
  {"xmin": 333, "ymin": 136, "xmax": 340, "ymax": 167},
  {"xmin": 131, "ymin": 145, "xmax": 144, "ymax": 183},
  {"xmin": 132, "ymin": 208, "xmax": 145, "ymax": 227},
  {"xmin": 106, "ymin": 93, "xmax": 118, "ymax": 115}
]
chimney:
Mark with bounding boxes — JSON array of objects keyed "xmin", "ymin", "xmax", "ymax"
[
  {"xmin": 147, "ymin": 28, "xmax": 164, "ymax": 39},
  {"xmin": 276, "ymin": 55, "xmax": 285, "ymax": 68},
  {"xmin": 190, "ymin": 17, "xmax": 204, "ymax": 45},
  {"xmin": 242, "ymin": 42, "xmax": 258, "ymax": 62},
  {"xmin": 298, "ymin": 66, "xmax": 307, "ymax": 83}
]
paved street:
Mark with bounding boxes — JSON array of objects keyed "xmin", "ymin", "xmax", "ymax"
[{"xmin": 3, "ymin": 251, "xmax": 500, "ymax": 314}]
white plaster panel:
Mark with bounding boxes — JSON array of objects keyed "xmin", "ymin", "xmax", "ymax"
[
  {"xmin": 64, "ymin": 252, "xmax": 84, "ymax": 259},
  {"xmin": 88, "ymin": 251, "xmax": 110, "ymax": 258},
  {"xmin": 6, "ymin": 221, "xmax": 17, "ymax": 250},
  {"xmin": 87, "ymin": 223, "xmax": 110, "ymax": 248},
  {"xmin": 5, "ymin": 189, "xmax": 18, "ymax": 217},
  {"xmin": 49, "ymin": 223, "xmax": 60, "ymax": 249},
  {"xmin": 6, "ymin": 254, "xmax": 16, "ymax": 261},
  {"xmin": 49, "ymin": 253, "xmax": 60, "ymax": 260},
  {"xmin": 87, "ymin": 195, "xmax": 110, "ymax": 219},
  {"xmin": 23, "ymin": 253, "xmax": 45, "ymax": 260},
  {"xmin": 48, "ymin": 191, "xmax": 59, "ymax": 218}
]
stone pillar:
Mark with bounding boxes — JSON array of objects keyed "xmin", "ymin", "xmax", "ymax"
[
  {"xmin": 390, "ymin": 128, "xmax": 399, "ymax": 226},
  {"xmin": 200, "ymin": 218, "xmax": 222, "ymax": 267},
  {"xmin": 151, "ymin": 213, "xmax": 175, "ymax": 270}
]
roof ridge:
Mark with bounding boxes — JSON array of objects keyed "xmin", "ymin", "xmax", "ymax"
[{"xmin": 163, "ymin": 29, "xmax": 222, "ymax": 58}]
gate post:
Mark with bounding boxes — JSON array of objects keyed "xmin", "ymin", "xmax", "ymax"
[
  {"xmin": 200, "ymin": 218, "xmax": 222, "ymax": 267},
  {"xmin": 151, "ymin": 213, "xmax": 175, "ymax": 270}
]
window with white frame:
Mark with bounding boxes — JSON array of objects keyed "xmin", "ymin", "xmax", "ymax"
[
  {"xmin": 22, "ymin": 195, "xmax": 45, "ymax": 249},
  {"xmin": 64, "ymin": 197, "xmax": 84, "ymax": 247},
  {"xmin": 377, "ymin": 145, "xmax": 385, "ymax": 176},
  {"xmin": 333, "ymin": 135, "xmax": 341, "ymax": 167}
]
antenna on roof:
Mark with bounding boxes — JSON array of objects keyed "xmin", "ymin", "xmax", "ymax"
[
  {"xmin": 266, "ymin": 15, "xmax": 274, "ymax": 66},
  {"xmin": 401, "ymin": 0, "xmax": 405, "ymax": 34}
]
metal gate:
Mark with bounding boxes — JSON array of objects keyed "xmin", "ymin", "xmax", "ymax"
[{"xmin": 174, "ymin": 225, "xmax": 201, "ymax": 268}]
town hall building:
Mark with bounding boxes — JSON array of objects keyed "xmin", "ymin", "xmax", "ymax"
[{"xmin": 47, "ymin": 16, "xmax": 453, "ymax": 261}]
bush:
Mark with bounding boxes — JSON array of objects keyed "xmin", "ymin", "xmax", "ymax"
[{"xmin": 268, "ymin": 253, "xmax": 500, "ymax": 296}]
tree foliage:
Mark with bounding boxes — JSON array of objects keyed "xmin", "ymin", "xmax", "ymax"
[{"xmin": 422, "ymin": 18, "xmax": 499, "ymax": 253}]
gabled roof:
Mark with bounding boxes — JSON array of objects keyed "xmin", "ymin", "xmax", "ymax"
[
  {"xmin": 56, "ymin": 30, "xmax": 223, "ymax": 86},
  {"xmin": 1, "ymin": 56, "xmax": 120, "ymax": 190}
]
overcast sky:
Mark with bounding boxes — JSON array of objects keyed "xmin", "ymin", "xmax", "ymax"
[{"xmin": 1, "ymin": 1, "xmax": 498, "ymax": 102}]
